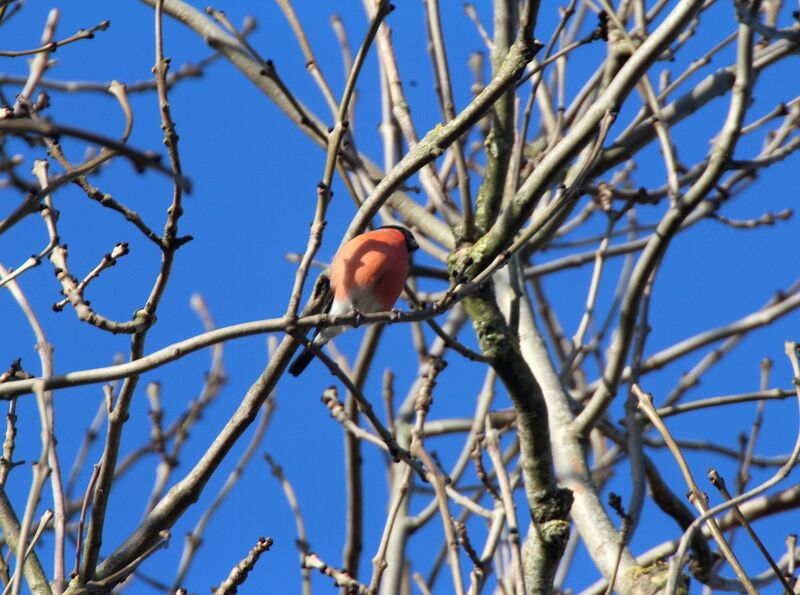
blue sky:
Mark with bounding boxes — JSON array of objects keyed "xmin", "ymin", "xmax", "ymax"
[{"xmin": 1, "ymin": 1, "xmax": 799, "ymax": 593}]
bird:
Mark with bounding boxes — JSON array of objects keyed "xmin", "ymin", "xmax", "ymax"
[{"xmin": 288, "ymin": 225, "xmax": 419, "ymax": 377}]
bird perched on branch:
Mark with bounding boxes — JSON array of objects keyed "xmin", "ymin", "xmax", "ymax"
[{"xmin": 289, "ymin": 225, "xmax": 419, "ymax": 377}]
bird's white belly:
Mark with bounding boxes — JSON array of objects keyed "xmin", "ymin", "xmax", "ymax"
[{"xmin": 316, "ymin": 289, "xmax": 384, "ymax": 344}]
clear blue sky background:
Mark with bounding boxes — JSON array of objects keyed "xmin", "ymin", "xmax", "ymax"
[{"xmin": 1, "ymin": 1, "xmax": 799, "ymax": 593}]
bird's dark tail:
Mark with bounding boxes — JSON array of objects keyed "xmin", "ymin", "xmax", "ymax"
[{"xmin": 288, "ymin": 346, "xmax": 315, "ymax": 377}]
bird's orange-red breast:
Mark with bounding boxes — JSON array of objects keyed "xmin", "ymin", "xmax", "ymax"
[
  {"xmin": 289, "ymin": 226, "xmax": 418, "ymax": 377},
  {"xmin": 330, "ymin": 226, "xmax": 414, "ymax": 311}
]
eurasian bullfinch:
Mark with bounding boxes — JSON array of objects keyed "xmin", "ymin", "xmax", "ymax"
[{"xmin": 288, "ymin": 225, "xmax": 419, "ymax": 377}]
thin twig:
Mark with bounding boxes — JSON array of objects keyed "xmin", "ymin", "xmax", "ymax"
[
  {"xmin": 633, "ymin": 383, "xmax": 758, "ymax": 595},
  {"xmin": 211, "ymin": 537, "xmax": 273, "ymax": 595},
  {"xmin": 708, "ymin": 469, "xmax": 794, "ymax": 594}
]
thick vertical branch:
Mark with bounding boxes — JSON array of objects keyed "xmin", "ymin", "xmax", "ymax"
[
  {"xmin": 474, "ymin": 0, "xmax": 516, "ymax": 236},
  {"xmin": 458, "ymin": 280, "xmax": 571, "ymax": 593}
]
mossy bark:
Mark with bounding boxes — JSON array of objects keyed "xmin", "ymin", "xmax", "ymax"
[{"xmin": 459, "ymin": 278, "xmax": 571, "ymax": 593}]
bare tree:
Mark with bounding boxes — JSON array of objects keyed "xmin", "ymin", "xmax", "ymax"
[{"xmin": 0, "ymin": 0, "xmax": 799, "ymax": 593}]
